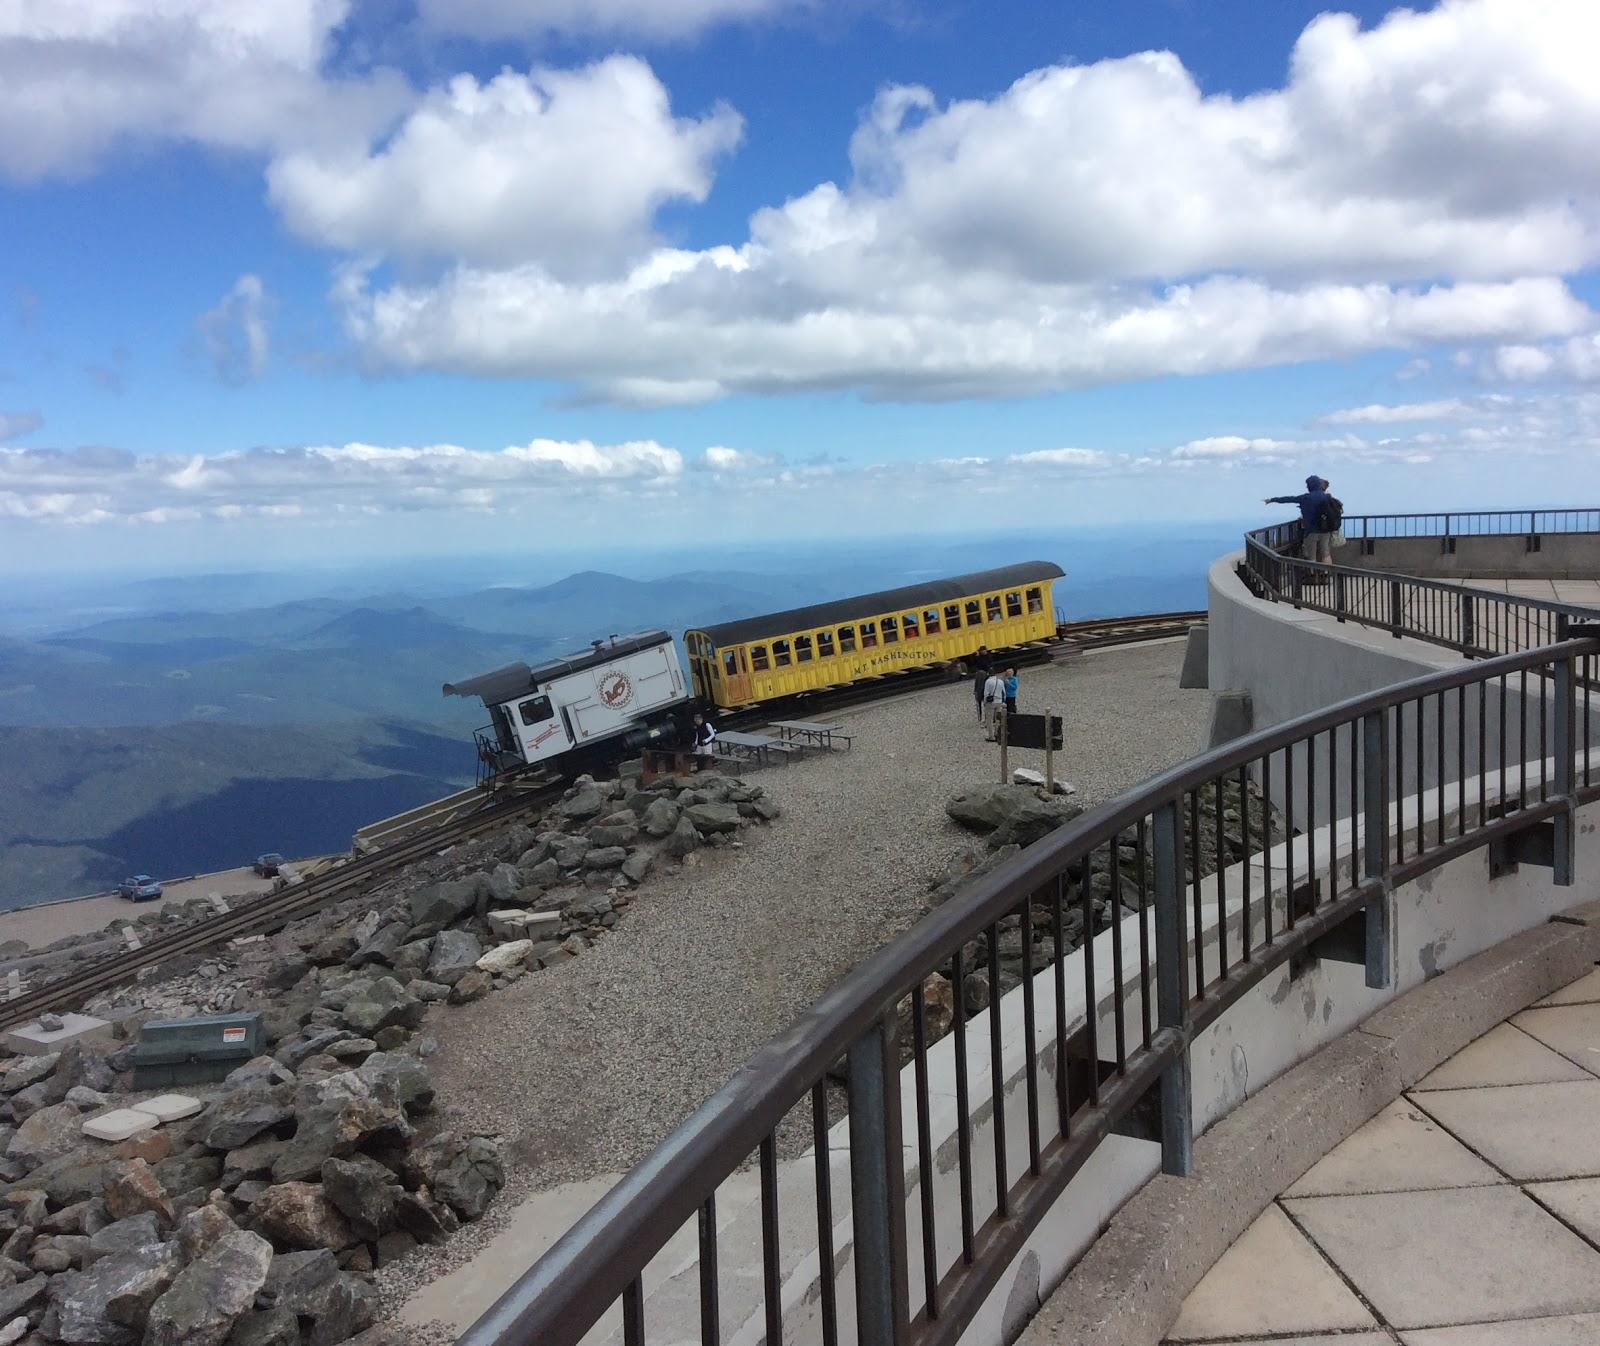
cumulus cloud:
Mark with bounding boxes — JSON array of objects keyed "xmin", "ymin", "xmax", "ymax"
[
  {"xmin": 417, "ymin": 0, "xmax": 815, "ymax": 41},
  {"xmin": 197, "ymin": 275, "xmax": 274, "ymax": 384},
  {"xmin": 331, "ymin": 0, "xmax": 1600, "ymax": 402},
  {"xmin": 1485, "ymin": 334, "xmax": 1600, "ymax": 383},
  {"xmin": 0, "ymin": 0, "xmax": 408, "ymax": 180},
  {"xmin": 1319, "ymin": 399, "xmax": 1475, "ymax": 425},
  {"xmin": 269, "ymin": 58, "xmax": 742, "ymax": 273},
  {"xmin": 700, "ymin": 446, "xmax": 781, "ymax": 472},
  {"xmin": 0, "ymin": 411, "xmax": 42, "ymax": 442}
]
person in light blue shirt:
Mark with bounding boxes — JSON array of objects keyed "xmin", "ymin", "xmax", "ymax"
[{"xmin": 1004, "ymin": 668, "xmax": 1019, "ymax": 716}]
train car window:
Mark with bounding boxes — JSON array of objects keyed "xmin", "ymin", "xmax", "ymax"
[
  {"xmin": 796, "ymin": 635, "xmax": 814, "ymax": 662},
  {"xmin": 924, "ymin": 608, "xmax": 941, "ymax": 634},
  {"xmin": 518, "ymin": 695, "xmax": 554, "ymax": 726},
  {"xmin": 1027, "ymin": 586, "xmax": 1044, "ymax": 613},
  {"xmin": 945, "ymin": 603, "xmax": 962, "ymax": 630},
  {"xmin": 722, "ymin": 650, "xmax": 739, "ymax": 678},
  {"xmin": 817, "ymin": 630, "xmax": 835, "ymax": 658},
  {"xmin": 839, "ymin": 625, "xmax": 857, "ymax": 653},
  {"xmin": 986, "ymin": 595, "xmax": 1003, "ymax": 622},
  {"xmin": 882, "ymin": 616, "xmax": 899, "ymax": 643},
  {"xmin": 774, "ymin": 639, "xmax": 792, "ymax": 666},
  {"xmin": 966, "ymin": 600, "xmax": 982, "ymax": 625},
  {"xmin": 860, "ymin": 621, "xmax": 878, "ymax": 648},
  {"xmin": 902, "ymin": 612, "xmax": 919, "ymax": 639},
  {"xmin": 1006, "ymin": 591, "xmax": 1023, "ymax": 618},
  {"xmin": 751, "ymin": 645, "xmax": 770, "ymax": 671}
]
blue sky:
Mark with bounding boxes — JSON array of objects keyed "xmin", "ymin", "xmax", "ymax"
[{"xmin": 3, "ymin": 0, "xmax": 1598, "ymax": 572}]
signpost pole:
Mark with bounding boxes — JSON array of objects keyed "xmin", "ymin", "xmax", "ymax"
[
  {"xmin": 1044, "ymin": 706, "xmax": 1055, "ymax": 793},
  {"xmin": 999, "ymin": 710, "xmax": 1009, "ymax": 784}
]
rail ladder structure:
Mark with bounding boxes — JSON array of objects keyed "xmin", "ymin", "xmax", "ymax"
[{"xmin": 458, "ymin": 511, "xmax": 1600, "ymax": 1346}]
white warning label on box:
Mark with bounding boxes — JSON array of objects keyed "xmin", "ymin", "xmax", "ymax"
[{"xmin": 222, "ymin": 1026, "xmax": 247, "ymax": 1043}]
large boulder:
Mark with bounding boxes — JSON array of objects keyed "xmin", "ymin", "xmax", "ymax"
[
  {"xmin": 319, "ymin": 1156, "xmax": 400, "ymax": 1241},
  {"xmin": 663, "ymin": 817, "xmax": 701, "ymax": 859},
  {"xmin": 553, "ymin": 783, "xmax": 604, "ymax": 822},
  {"xmin": 581, "ymin": 847, "xmax": 626, "ymax": 871},
  {"xmin": 7, "ymin": 1103, "xmax": 83, "ymax": 1168},
  {"xmin": 101, "ymin": 1159, "xmax": 174, "ymax": 1225},
  {"xmin": 405, "ymin": 879, "xmax": 479, "ymax": 938},
  {"xmin": 684, "ymin": 803, "xmax": 740, "ymax": 835},
  {"xmin": 424, "ymin": 932, "xmax": 482, "ymax": 987},
  {"xmin": 198, "ymin": 1086, "xmax": 295, "ymax": 1152},
  {"xmin": 412, "ymin": 1133, "xmax": 505, "ymax": 1221},
  {"xmin": 0, "ymin": 1054, "xmax": 60, "ymax": 1096},
  {"xmin": 340, "ymin": 978, "xmax": 424, "ymax": 1036},
  {"xmin": 251, "ymin": 1183, "xmax": 354, "ymax": 1251},
  {"xmin": 176, "ymin": 1204, "xmax": 238, "ymax": 1261},
  {"xmin": 347, "ymin": 923, "xmax": 406, "ymax": 971},
  {"xmin": 475, "ymin": 941, "xmax": 532, "ymax": 975},
  {"xmin": 640, "ymin": 797, "xmax": 681, "ymax": 838},
  {"xmin": 144, "ymin": 1230, "xmax": 272, "ymax": 1346},
  {"xmin": 226, "ymin": 1308, "xmax": 299, "ymax": 1346},
  {"xmin": 482, "ymin": 864, "xmax": 522, "ymax": 905},
  {"xmin": 270, "ymin": 1072, "xmax": 409, "ymax": 1183},
  {"xmin": 85, "ymin": 1213, "xmax": 162, "ymax": 1264},
  {"xmin": 587, "ymin": 816, "xmax": 638, "ymax": 848},
  {"xmin": 356, "ymin": 1053, "xmax": 434, "ymax": 1115},
  {"xmin": 50, "ymin": 1241, "xmax": 183, "ymax": 1342},
  {"xmin": 620, "ymin": 851, "xmax": 653, "ymax": 884},
  {"xmin": 258, "ymin": 1251, "xmax": 374, "ymax": 1346},
  {"xmin": 945, "ymin": 783, "xmax": 1082, "ymax": 846}
]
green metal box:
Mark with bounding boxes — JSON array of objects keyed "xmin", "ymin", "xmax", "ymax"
[{"xmin": 130, "ymin": 1012, "xmax": 265, "ymax": 1089}]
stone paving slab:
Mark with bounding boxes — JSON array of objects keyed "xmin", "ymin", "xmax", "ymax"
[
  {"xmin": 1512, "ymin": 1003, "xmax": 1600, "ymax": 1077},
  {"xmin": 1165, "ymin": 1205, "xmax": 1376, "ymax": 1342},
  {"xmin": 1413, "ymin": 1022, "xmax": 1591, "ymax": 1091},
  {"xmin": 1284, "ymin": 1098, "xmax": 1501, "ymax": 1197},
  {"xmin": 1284, "ymin": 1185, "xmax": 1600, "ymax": 1330},
  {"xmin": 1530, "ymin": 1178, "xmax": 1600, "ymax": 1246},
  {"xmin": 1534, "ymin": 967, "xmax": 1600, "ymax": 1007},
  {"xmin": 1400, "ymin": 1313, "xmax": 1600, "ymax": 1344},
  {"xmin": 1414, "ymin": 1079, "xmax": 1600, "ymax": 1181},
  {"xmin": 1195, "ymin": 1338, "xmax": 1392, "ymax": 1346}
]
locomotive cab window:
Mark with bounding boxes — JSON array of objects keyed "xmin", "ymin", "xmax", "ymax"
[
  {"xmin": 1026, "ymin": 586, "xmax": 1044, "ymax": 613},
  {"xmin": 796, "ymin": 635, "xmax": 813, "ymax": 663},
  {"xmin": 722, "ymin": 650, "xmax": 739, "ymax": 678},
  {"xmin": 945, "ymin": 603, "xmax": 962, "ymax": 630},
  {"xmin": 882, "ymin": 616, "xmax": 899, "ymax": 643},
  {"xmin": 518, "ymin": 695, "xmax": 554, "ymax": 726},
  {"xmin": 817, "ymin": 630, "xmax": 835, "ymax": 658},
  {"xmin": 773, "ymin": 639, "xmax": 792, "ymax": 666},
  {"xmin": 986, "ymin": 595, "xmax": 1003, "ymax": 622},
  {"xmin": 924, "ymin": 608, "xmax": 941, "ymax": 634},
  {"xmin": 860, "ymin": 621, "xmax": 877, "ymax": 648},
  {"xmin": 751, "ymin": 645, "xmax": 769, "ymax": 671},
  {"xmin": 838, "ymin": 625, "xmax": 857, "ymax": 653},
  {"xmin": 1006, "ymin": 591, "xmax": 1023, "ymax": 618}
]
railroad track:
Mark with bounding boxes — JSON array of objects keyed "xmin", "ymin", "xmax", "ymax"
[
  {"xmin": 0, "ymin": 610, "xmax": 1205, "ymax": 1030},
  {"xmin": 0, "ymin": 779, "xmax": 564, "ymax": 1031}
]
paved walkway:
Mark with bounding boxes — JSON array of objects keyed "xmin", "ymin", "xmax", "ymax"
[{"xmin": 1165, "ymin": 965, "xmax": 1600, "ymax": 1345}]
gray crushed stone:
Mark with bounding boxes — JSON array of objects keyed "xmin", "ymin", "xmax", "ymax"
[{"xmin": 378, "ymin": 640, "xmax": 1209, "ymax": 1312}]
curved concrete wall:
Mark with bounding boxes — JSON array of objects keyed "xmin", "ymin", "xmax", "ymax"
[{"xmin": 1333, "ymin": 532, "xmax": 1600, "ymax": 581}]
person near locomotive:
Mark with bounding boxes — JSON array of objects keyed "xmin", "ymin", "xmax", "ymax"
[
  {"xmin": 982, "ymin": 669, "xmax": 1007, "ymax": 742},
  {"xmin": 971, "ymin": 645, "xmax": 993, "ymax": 723},
  {"xmin": 691, "ymin": 711, "xmax": 717, "ymax": 770}
]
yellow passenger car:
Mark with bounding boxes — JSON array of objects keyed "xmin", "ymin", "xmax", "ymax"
[{"xmin": 684, "ymin": 562, "xmax": 1065, "ymax": 709}]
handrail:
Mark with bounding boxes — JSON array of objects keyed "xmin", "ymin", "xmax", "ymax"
[
  {"xmin": 461, "ymin": 633, "xmax": 1600, "ymax": 1346},
  {"xmin": 1342, "ymin": 508, "xmax": 1600, "ymax": 540}
]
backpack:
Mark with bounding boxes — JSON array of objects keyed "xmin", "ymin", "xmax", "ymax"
[{"xmin": 1314, "ymin": 496, "xmax": 1343, "ymax": 534}]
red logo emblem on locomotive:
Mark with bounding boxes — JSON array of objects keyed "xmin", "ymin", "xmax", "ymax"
[{"xmin": 599, "ymin": 671, "xmax": 635, "ymax": 709}]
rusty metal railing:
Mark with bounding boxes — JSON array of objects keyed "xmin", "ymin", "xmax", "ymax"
[{"xmin": 459, "ymin": 634, "xmax": 1600, "ymax": 1346}]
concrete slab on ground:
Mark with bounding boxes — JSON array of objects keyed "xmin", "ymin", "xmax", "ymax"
[
  {"xmin": 1413, "ymin": 1021, "xmax": 1591, "ymax": 1091},
  {"xmin": 1511, "ymin": 1003, "xmax": 1600, "ymax": 1077},
  {"xmin": 1284, "ymin": 1185, "xmax": 1600, "ymax": 1330},
  {"xmin": 1283, "ymin": 1098, "xmax": 1500, "ymax": 1197},
  {"xmin": 1529, "ymin": 1178, "xmax": 1600, "ymax": 1246},
  {"xmin": 1399, "ymin": 1314, "xmax": 1600, "ymax": 1345},
  {"xmin": 1414, "ymin": 1079, "xmax": 1600, "ymax": 1181},
  {"xmin": 1165, "ymin": 1205, "xmax": 1375, "ymax": 1342}
]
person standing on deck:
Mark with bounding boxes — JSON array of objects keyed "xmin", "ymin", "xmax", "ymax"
[
  {"xmin": 1266, "ymin": 474, "xmax": 1338, "ymax": 564},
  {"xmin": 1003, "ymin": 667, "xmax": 1019, "ymax": 716},
  {"xmin": 982, "ymin": 668, "xmax": 1006, "ymax": 741}
]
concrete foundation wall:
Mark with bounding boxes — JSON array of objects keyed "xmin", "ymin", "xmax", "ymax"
[{"xmin": 1332, "ymin": 532, "xmax": 1600, "ymax": 581}]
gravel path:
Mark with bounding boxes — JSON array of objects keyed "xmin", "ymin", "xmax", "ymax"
[{"xmin": 385, "ymin": 639, "xmax": 1208, "ymax": 1311}]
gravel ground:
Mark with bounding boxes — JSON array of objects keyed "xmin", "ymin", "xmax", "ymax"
[{"xmin": 383, "ymin": 638, "xmax": 1209, "ymax": 1312}]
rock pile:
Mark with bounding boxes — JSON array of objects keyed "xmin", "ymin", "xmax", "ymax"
[{"xmin": 911, "ymin": 776, "xmax": 1279, "ymax": 1042}]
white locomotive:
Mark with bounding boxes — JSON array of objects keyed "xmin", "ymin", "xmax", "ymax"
[{"xmin": 444, "ymin": 631, "xmax": 692, "ymax": 781}]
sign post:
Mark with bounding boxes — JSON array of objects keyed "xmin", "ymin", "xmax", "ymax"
[
  {"xmin": 1044, "ymin": 706, "xmax": 1055, "ymax": 793},
  {"xmin": 999, "ymin": 709, "xmax": 1009, "ymax": 783}
]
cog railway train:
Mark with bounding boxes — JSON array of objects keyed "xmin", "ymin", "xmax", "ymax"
[{"xmin": 443, "ymin": 561, "xmax": 1064, "ymax": 783}]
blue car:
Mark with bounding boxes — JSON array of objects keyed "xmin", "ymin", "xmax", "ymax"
[{"xmin": 116, "ymin": 875, "xmax": 163, "ymax": 902}]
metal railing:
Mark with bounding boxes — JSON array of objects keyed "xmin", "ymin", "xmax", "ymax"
[
  {"xmin": 461, "ymin": 637, "xmax": 1600, "ymax": 1346},
  {"xmin": 1342, "ymin": 508, "xmax": 1600, "ymax": 541},
  {"xmin": 1242, "ymin": 522, "xmax": 1600, "ymax": 658}
]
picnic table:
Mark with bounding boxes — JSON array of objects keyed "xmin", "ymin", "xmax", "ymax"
[
  {"xmin": 714, "ymin": 729, "xmax": 794, "ymax": 766},
  {"xmin": 769, "ymin": 719, "xmax": 854, "ymax": 751}
]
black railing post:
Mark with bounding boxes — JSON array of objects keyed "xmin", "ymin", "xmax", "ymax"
[
  {"xmin": 1388, "ymin": 578, "xmax": 1403, "ymax": 639},
  {"xmin": 1555, "ymin": 655, "xmax": 1577, "ymax": 888},
  {"xmin": 1361, "ymin": 712, "xmax": 1393, "ymax": 990},
  {"xmin": 847, "ymin": 1013, "xmax": 909, "ymax": 1346},
  {"xmin": 1152, "ymin": 800, "xmax": 1194, "ymax": 1177},
  {"xmin": 1334, "ymin": 570, "xmax": 1347, "ymax": 623},
  {"xmin": 1460, "ymin": 591, "xmax": 1476, "ymax": 654}
]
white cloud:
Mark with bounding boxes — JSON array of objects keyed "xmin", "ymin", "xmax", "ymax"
[
  {"xmin": 1319, "ymin": 399, "xmax": 1473, "ymax": 425},
  {"xmin": 0, "ymin": 0, "xmax": 408, "ymax": 180},
  {"xmin": 0, "ymin": 411, "xmax": 42, "ymax": 442},
  {"xmin": 1008, "ymin": 447, "xmax": 1118, "ymax": 471},
  {"xmin": 1486, "ymin": 333, "xmax": 1600, "ymax": 382},
  {"xmin": 332, "ymin": 0, "xmax": 1600, "ymax": 402},
  {"xmin": 416, "ymin": 0, "xmax": 814, "ymax": 41},
  {"xmin": 1396, "ymin": 357, "xmax": 1433, "ymax": 381},
  {"xmin": 269, "ymin": 58, "xmax": 742, "ymax": 273},
  {"xmin": 197, "ymin": 275, "xmax": 273, "ymax": 384},
  {"xmin": 701, "ymin": 446, "xmax": 780, "ymax": 472}
]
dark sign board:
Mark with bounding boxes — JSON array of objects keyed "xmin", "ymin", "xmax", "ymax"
[{"xmin": 1005, "ymin": 712, "xmax": 1064, "ymax": 751}]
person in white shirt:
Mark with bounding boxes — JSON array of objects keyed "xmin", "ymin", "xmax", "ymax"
[{"xmin": 982, "ymin": 672, "xmax": 1006, "ymax": 742}]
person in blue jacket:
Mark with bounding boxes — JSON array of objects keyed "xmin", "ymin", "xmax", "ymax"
[
  {"xmin": 1003, "ymin": 667, "xmax": 1019, "ymax": 716},
  {"xmin": 1266, "ymin": 474, "xmax": 1336, "ymax": 563}
]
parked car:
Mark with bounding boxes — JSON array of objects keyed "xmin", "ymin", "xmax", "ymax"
[
  {"xmin": 253, "ymin": 853, "xmax": 285, "ymax": 877},
  {"xmin": 116, "ymin": 875, "xmax": 163, "ymax": 901}
]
